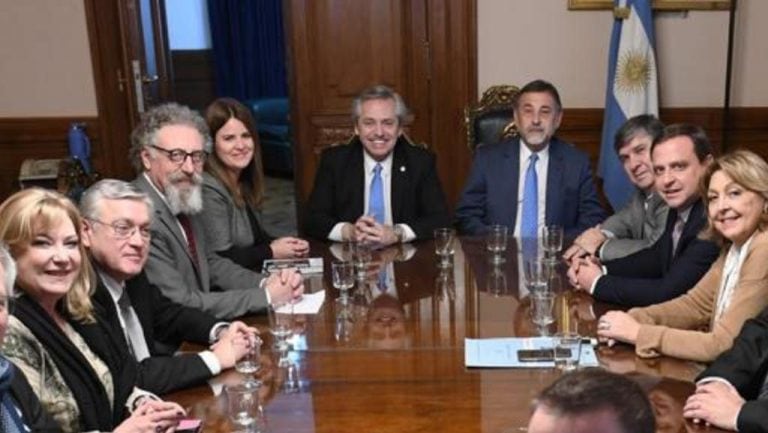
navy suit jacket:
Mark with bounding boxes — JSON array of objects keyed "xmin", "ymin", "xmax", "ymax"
[
  {"xmin": 303, "ymin": 137, "xmax": 450, "ymax": 240},
  {"xmin": 454, "ymin": 137, "xmax": 605, "ymax": 237},
  {"xmin": 593, "ymin": 199, "xmax": 720, "ymax": 307},
  {"xmin": 91, "ymin": 271, "xmax": 218, "ymax": 395},
  {"xmin": 699, "ymin": 307, "xmax": 768, "ymax": 433}
]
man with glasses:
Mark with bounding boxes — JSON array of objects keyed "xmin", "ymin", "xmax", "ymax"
[
  {"xmin": 130, "ymin": 103, "xmax": 303, "ymax": 319},
  {"xmin": 80, "ymin": 179, "xmax": 260, "ymax": 394}
]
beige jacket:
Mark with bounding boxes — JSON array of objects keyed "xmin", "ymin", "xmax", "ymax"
[{"xmin": 629, "ymin": 230, "xmax": 768, "ymax": 362}]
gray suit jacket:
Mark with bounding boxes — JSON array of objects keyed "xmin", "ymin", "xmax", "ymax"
[
  {"xmin": 133, "ymin": 174, "xmax": 268, "ymax": 319},
  {"xmin": 599, "ymin": 190, "xmax": 669, "ymax": 261}
]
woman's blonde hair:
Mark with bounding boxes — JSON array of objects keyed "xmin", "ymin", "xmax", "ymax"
[
  {"xmin": 0, "ymin": 188, "xmax": 95, "ymax": 322},
  {"xmin": 699, "ymin": 149, "xmax": 768, "ymax": 246}
]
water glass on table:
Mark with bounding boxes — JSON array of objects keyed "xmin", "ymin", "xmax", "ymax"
[
  {"xmin": 524, "ymin": 257, "xmax": 550, "ymax": 295},
  {"xmin": 331, "ymin": 260, "xmax": 355, "ymax": 301},
  {"xmin": 225, "ymin": 382, "xmax": 264, "ymax": 433},
  {"xmin": 554, "ymin": 332, "xmax": 581, "ymax": 371},
  {"xmin": 351, "ymin": 241, "xmax": 372, "ymax": 280},
  {"xmin": 531, "ymin": 290, "xmax": 555, "ymax": 326},
  {"xmin": 433, "ymin": 228, "xmax": 455, "ymax": 269},
  {"xmin": 486, "ymin": 224, "xmax": 508, "ymax": 264},
  {"xmin": 269, "ymin": 302, "xmax": 294, "ymax": 366},
  {"xmin": 541, "ymin": 225, "xmax": 564, "ymax": 264},
  {"xmin": 234, "ymin": 333, "xmax": 263, "ymax": 377}
]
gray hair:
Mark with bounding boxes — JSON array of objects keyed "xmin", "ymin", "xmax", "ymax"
[
  {"xmin": 80, "ymin": 179, "xmax": 154, "ymax": 221},
  {"xmin": 351, "ymin": 85, "xmax": 409, "ymax": 126},
  {"xmin": 129, "ymin": 102, "xmax": 212, "ymax": 172},
  {"xmin": 0, "ymin": 243, "xmax": 16, "ymax": 297}
]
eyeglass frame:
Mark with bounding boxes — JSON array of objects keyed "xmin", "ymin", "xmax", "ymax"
[
  {"xmin": 148, "ymin": 144, "xmax": 207, "ymax": 165},
  {"xmin": 86, "ymin": 218, "xmax": 151, "ymax": 240}
]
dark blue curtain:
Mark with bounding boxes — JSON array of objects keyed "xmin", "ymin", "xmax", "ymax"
[{"xmin": 207, "ymin": 0, "xmax": 288, "ymax": 100}]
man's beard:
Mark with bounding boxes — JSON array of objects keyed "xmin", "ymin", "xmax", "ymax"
[{"xmin": 164, "ymin": 172, "xmax": 203, "ymax": 215}]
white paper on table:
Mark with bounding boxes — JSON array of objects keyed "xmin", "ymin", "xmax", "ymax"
[
  {"xmin": 276, "ymin": 290, "xmax": 326, "ymax": 314},
  {"xmin": 464, "ymin": 337, "xmax": 599, "ymax": 368}
]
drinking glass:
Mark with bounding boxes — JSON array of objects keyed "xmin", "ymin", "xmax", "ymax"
[
  {"xmin": 335, "ymin": 298, "xmax": 355, "ymax": 342},
  {"xmin": 486, "ymin": 224, "xmax": 508, "ymax": 264},
  {"xmin": 332, "ymin": 260, "xmax": 355, "ymax": 301},
  {"xmin": 486, "ymin": 267, "xmax": 507, "ymax": 296},
  {"xmin": 541, "ymin": 225, "xmax": 564, "ymax": 264},
  {"xmin": 433, "ymin": 228, "xmax": 455, "ymax": 269},
  {"xmin": 531, "ymin": 291, "xmax": 555, "ymax": 326},
  {"xmin": 524, "ymin": 257, "xmax": 550, "ymax": 295},
  {"xmin": 234, "ymin": 333, "xmax": 263, "ymax": 377},
  {"xmin": 351, "ymin": 241, "xmax": 372, "ymax": 280},
  {"xmin": 225, "ymin": 382, "xmax": 263, "ymax": 433},
  {"xmin": 269, "ymin": 302, "xmax": 293, "ymax": 366},
  {"xmin": 554, "ymin": 332, "xmax": 581, "ymax": 371},
  {"xmin": 435, "ymin": 267, "xmax": 456, "ymax": 301}
]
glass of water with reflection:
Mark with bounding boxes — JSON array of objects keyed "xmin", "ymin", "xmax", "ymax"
[
  {"xmin": 486, "ymin": 224, "xmax": 508, "ymax": 264},
  {"xmin": 433, "ymin": 228, "xmax": 455, "ymax": 269}
]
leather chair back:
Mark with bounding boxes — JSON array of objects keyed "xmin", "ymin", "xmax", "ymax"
[{"xmin": 465, "ymin": 85, "xmax": 520, "ymax": 152}]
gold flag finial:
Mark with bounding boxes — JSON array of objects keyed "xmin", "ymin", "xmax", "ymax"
[{"xmin": 614, "ymin": 6, "xmax": 631, "ymax": 19}]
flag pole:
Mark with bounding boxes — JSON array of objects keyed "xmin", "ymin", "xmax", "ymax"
[{"xmin": 721, "ymin": 0, "xmax": 738, "ymax": 152}]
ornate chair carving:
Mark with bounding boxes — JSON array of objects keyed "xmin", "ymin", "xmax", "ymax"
[{"xmin": 465, "ymin": 84, "xmax": 520, "ymax": 152}]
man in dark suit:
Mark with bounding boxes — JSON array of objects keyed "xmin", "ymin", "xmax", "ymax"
[
  {"xmin": 454, "ymin": 79, "xmax": 606, "ymax": 238},
  {"xmin": 129, "ymin": 103, "xmax": 303, "ymax": 319},
  {"xmin": 569, "ymin": 124, "xmax": 720, "ymax": 307},
  {"xmin": 304, "ymin": 85, "xmax": 450, "ymax": 246},
  {"xmin": 684, "ymin": 307, "xmax": 768, "ymax": 432},
  {"xmin": 80, "ymin": 179, "xmax": 257, "ymax": 395}
]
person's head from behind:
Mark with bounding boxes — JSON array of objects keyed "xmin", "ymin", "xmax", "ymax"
[
  {"xmin": 513, "ymin": 79, "xmax": 563, "ymax": 152},
  {"xmin": 527, "ymin": 368, "xmax": 655, "ymax": 433},
  {"xmin": 0, "ymin": 189, "xmax": 94, "ymax": 322},
  {"xmin": 129, "ymin": 102, "xmax": 211, "ymax": 215},
  {"xmin": 614, "ymin": 115, "xmax": 664, "ymax": 193},
  {"xmin": 0, "ymin": 243, "xmax": 16, "ymax": 343},
  {"xmin": 80, "ymin": 179, "xmax": 154, "ymax": 282},
  {"xmin": 650, "ymin": 124, "xmax": 713, "ymax": 211},
  {"xmin": 205, "ymin": 97, "xmax": 265, "ymax": 208},
  {"xmin": 700, "ymin": 150, "xmax": 768, "ymax": 247},
  {"xmin": 352, "ymin": 85, "xmax": 407, "ymax": 162}
]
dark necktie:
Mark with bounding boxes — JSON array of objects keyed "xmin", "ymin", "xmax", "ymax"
[
  {"xmin": 177, "ymin": 214, "xmax": 199, "ymax": 268},
  {"xmin": 117, "ymin": 291, "xmax": 151, "ymax": 361},
  {"xmin": 671, "ymin": 215, "xmax": 685, "ymax": 256}
]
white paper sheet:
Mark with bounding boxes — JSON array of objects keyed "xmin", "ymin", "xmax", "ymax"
[{"xmin": 276, "ymin": 290, "xmax": 326, "ymax": 314}]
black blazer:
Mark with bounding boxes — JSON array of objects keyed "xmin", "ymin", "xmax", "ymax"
[
  {"xmin": 698, "ymin": 308, "xmax": 768, "ymax": 433},
  {"xmin": 304, "ymin": 137, "xmax": 450, "ymax": 240},
  {"xmin": 592, "ymin": 199, "xmax": 720, "ymax": 307},
  {"xmin": 91, "ymin": 271, "xmax": 218, "ymax": 394}
]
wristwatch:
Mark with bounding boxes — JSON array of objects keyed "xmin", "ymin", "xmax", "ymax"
[{"xmin": 393, "ymin": 225, "xmax": 404, "ymax": 243}]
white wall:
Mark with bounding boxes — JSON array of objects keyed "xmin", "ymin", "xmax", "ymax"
[
  {"xmin": 0, "ymin": 0, "xmax": 97, "ymax": 116},
  {"xmin": 478, "ymin": 0, "xmax": 767, "ymax": 108}
]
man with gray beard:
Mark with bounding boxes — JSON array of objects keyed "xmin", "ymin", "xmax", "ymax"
[{"xmin": 131, "ymin": 103, "xmax": 303, "ymax": 319}]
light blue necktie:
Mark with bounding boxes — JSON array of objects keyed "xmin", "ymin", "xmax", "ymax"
[
  {"xmin": 521, "ymin": 154, "xmax": 539, "ymax": 239},
  {"xmin": 368, "ymin": 163, "xmax": 385, "ymax": 224},
  {"xmin": 521, "ymin": 154, "xmax": 539, "ymax": 260}
]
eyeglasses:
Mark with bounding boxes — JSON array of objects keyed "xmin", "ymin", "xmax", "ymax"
[
  {"xmin": 87, "ymin": 218, "xmax": 151, "ymax": 240},
  {"xmin": 149, "ymin": 144, "xmax": 207, "ymax": 165}
]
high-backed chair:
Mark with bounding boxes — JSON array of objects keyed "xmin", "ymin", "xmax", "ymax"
[{"xmin": 465, "ymin": 84, "xmax": 520, "ymax": 152}]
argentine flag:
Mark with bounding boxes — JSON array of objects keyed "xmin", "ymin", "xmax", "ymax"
[{"xmin": 598, "ymin": 0, "xmax": 659, "ymax": 210}]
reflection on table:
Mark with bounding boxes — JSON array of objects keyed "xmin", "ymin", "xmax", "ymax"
[{"xmin": 166, "ymin": 238, "xmax": 724, "ymax": 433}]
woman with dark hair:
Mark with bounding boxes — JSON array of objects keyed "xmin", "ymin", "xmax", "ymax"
[
  {"xmin": 0, "ymin": 189, "xmax": 184, "ymax": 433},
  {"xmin": 202, "ymin": 97, "xmax": 308, "ymax": 270},
  {"xmin": 598, "ymin": 150, "xmax": 768, "ymax": 362}
]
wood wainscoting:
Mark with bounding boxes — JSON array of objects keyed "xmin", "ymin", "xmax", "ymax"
[{"xmin": 0, "ymin": 117, "xmax": 100, "ymax": 201}]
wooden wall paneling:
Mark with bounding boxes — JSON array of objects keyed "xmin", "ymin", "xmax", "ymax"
[
  {"xmin": 426, "ymin": 0, "xmax": 477, "ymax": 208},
  {"xmin": 170, "ymin": 49, "xmax": 216, "ymax": 112},
  {"xmin": 0, "ymin": 117, "xmax": 100, "ymax": 201}
]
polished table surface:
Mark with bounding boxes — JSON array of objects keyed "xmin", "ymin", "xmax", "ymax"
[{"xmin": 166, "ymin": 237, "xmax": 725, "ymax": 433}]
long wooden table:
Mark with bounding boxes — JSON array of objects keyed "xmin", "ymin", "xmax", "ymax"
[{"xmin": 166, "ymin": 237, "xmax": 723, "ymax": 433}]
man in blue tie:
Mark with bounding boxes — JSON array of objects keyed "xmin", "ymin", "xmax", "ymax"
[
  {"xmin": 305, "ymin": 85, "xmax": 450, "ymax": 246},
  {"xmin": 455, "ymin": 79, "xmax": 606, "ymax": 239}
]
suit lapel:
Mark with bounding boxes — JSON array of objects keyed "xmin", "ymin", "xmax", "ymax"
[
  {"xmin": 545, "ymin": 141, "xmax": 564, "ymax": 226},
  {"xmin": 391, "ymin": 140, "xmax": 408, "ymax": 222},
  {"xmin": 502, "ymin": 140, "xmax": 520, "ymax": 228},
  {"xmin": 349, "ymin": 141, "xmax": 366, "ymax": 218}
]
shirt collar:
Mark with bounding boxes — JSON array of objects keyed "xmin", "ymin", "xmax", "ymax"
[
  {"xmin": 97, "ymin": 269, "xmax": 125, "ymax": 304},
  {"xmin": 363, "ymin": 149, "xmax": 394, "ymax": 176},
  {"xmin": 519, "ymin": 139, "xmax": 550, "ymax": 163}
]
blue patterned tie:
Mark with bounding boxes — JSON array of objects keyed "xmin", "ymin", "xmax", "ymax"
[{"xmin": 368, "ymin": 163, "xmax": 385, "ymax": 224}]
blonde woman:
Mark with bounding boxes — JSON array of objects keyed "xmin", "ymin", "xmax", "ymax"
[
  {"xmin": 598, "ymin": 150, "xmax": 768, "ymax": 362},
  {"xmin": 0, "ymin": 189, "xmax": 183, "ymax": 433}
]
